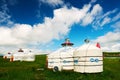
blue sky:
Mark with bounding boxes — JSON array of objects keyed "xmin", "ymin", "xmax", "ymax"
[{"xmin": 0, "ymin": 0, "xmax": 120, "ymax": 53}]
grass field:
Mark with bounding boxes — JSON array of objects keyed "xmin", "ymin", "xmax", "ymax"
[{"xmin": 0, "ymin": 55, "xmax": 120, "ymax": 80}]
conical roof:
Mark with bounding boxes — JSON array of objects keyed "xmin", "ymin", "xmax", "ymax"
[{"xmin": 77, "ymin": 43, "xmax": 101, "ymax": 50}]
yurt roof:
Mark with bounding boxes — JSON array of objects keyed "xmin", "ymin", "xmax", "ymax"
[
  {"xmin": 56, "ymin": 47, "xmax": 74, "ymax": 53},
  {"xmin": 77, "ymin": 43, "xmax": 100, "ymax": 50},
  {"xmin": 48, "ymin": 47, "xmax": 74, "ymax": 56}
]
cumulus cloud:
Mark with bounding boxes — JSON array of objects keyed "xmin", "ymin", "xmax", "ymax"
[
  {"xmin": 95, "ymin": 32, "xmax": 120, "ymax": 43},
  {"xmin": 0, "ymin": 4, "xmax": 91, "ymax": 46},
  {"xmin": 0, "ymin": 0, "xmax": 120, "ymax": 52},
  {"xmin": 40, "ymin": 0, "xmax": 64, "ymax": 7},
  {"xmin": 0, "ymin": 27, "xmax": 17, "ymax": 45},
  {"xmin": 94, "ymin": 32, "xmax": 120, "ymax": 52}
]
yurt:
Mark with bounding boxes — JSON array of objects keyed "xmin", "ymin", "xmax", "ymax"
[
  {"xmin": 73, "ymin": 42, "xmax": 103, "ymax": 73},
  {"xmin": 3, "ymin": 52, "xmax": 12, "ymax": 59},
  {"xmin": 11, "ymin": 48, "xmax": 35, "ymax": 61},
  {"xmin": 47, "ymin": 38, "xmax": 74, "ymax": 71}
]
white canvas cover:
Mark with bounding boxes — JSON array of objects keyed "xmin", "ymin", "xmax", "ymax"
[
  {"xmin": 13, "ymin": 52, "xmax": 35, "ymax": 61},
  {"xmin": 47, "ymin": 47, "xmax": 74, "ymax": 71},
  {"xmin": 3, "ymin": 53, "xmax": 12, "ymax": 59},
  {"xmin": 73, "ymin": 43, "xmax": 103, "ymax": 73}
]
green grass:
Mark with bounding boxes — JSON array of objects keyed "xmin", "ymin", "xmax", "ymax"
[{"xmin": 0, "ymin": 55, "xmax": 120, "ymax": 80}]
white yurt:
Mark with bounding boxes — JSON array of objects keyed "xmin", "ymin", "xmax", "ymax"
[
  {"xmin": 13, "ymin": 52, "xmax": 35, "ymax": 61},
  {"xmin": 47, "ymin": 38, "xmax": 74, "ymax": 71},
  {"xmin": 3, "ymin": 52, "xmax": 12, "ymax": 59},
  {"xmin": 73, "ymin": 41, "xmax": 103, "ymax": 73},
  {"xmin": 11, "ymin": 48, "xmax": 35, "ymax": 62}
]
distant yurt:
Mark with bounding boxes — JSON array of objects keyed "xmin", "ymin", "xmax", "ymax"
[
  {"xmin": 11, "ymin": 48, "xmax": 35, "ymax": 62},
  {"xmin": 47, "ymin": 38, "xmax": 74, "ymax": 71},
  {"xmin": 73, "ymin": 41, "xmax": 103, "ymax": 73},
  {"xmin": 3, "ymin": 52, "xmax": 12, "ymax": 59}
]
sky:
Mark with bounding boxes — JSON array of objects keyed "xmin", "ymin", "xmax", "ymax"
[{"xmin": 0, "ymin": 0, "xmax": 120, "ymax": 54}]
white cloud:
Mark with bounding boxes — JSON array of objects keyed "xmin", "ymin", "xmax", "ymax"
[
  {"xmin": 0, "ymin": 27, "xmax": 24, "ymax": 45},
  {"xmin": 94, "ymin": 32, "xmax": 120, "ymax": 52},
  {"xmin": 95, "ymin": 32, "xmax": 120, "ymax": 43},
  {"xmin": 81, "ymin": 4, "xmax": 102, "ymax": 26},
  {"xmin": 92, "ymin": 9, "xmax": 119, "ymax": 29},
  {"xmin": 0, "ymin": 3, "xmax": 91, "ymax": 46},
  {"xmin": 111, "ymin": 43, "xmax": 120, "ymax": 52},
  {"xmin": 79, "ymin": 4, "xmax": 119, "ymax": 30},
  {"xmin": 40, "ymin": 0, "xmax": 64, "ymax": 7},
  {"xmin": 101, "ymin": 17, "xmax": 111, "ymax": 26},
  {"xmin": 27, "ymin": 4, "xmax": 91, "ymax": 43},
  {"xmin": 90, "ymin": 0, "xmax": 97, "ymax": 3},
  {"xmin": 99, "ymin": 9, "xmax": 118, "ymax": 26},
  {"xmin": 0, "ymin": 0, "xmax": 14, "ymax": 26},
  {"xmin": 112, "ymin": 12, "xmax": 120, "ymax": 22},
  {"xmin": 111, "ymin": 21, "xmax": 120, "ymax": 31},
  {"xmin": 102, "ymin": 9, "xmax": 117, "ymax": 18},
  {"xmin": 0, "ymin": 8, "xmax": 12, "ymax": 25},
  {"xmin": 0, "ymin": 1, "xmax": 120, "ymax": 53}
]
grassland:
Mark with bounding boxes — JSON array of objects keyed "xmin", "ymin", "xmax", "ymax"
[{"xmin": 0, "ymin": 55, "xmax": 120, "ymax": 80}]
